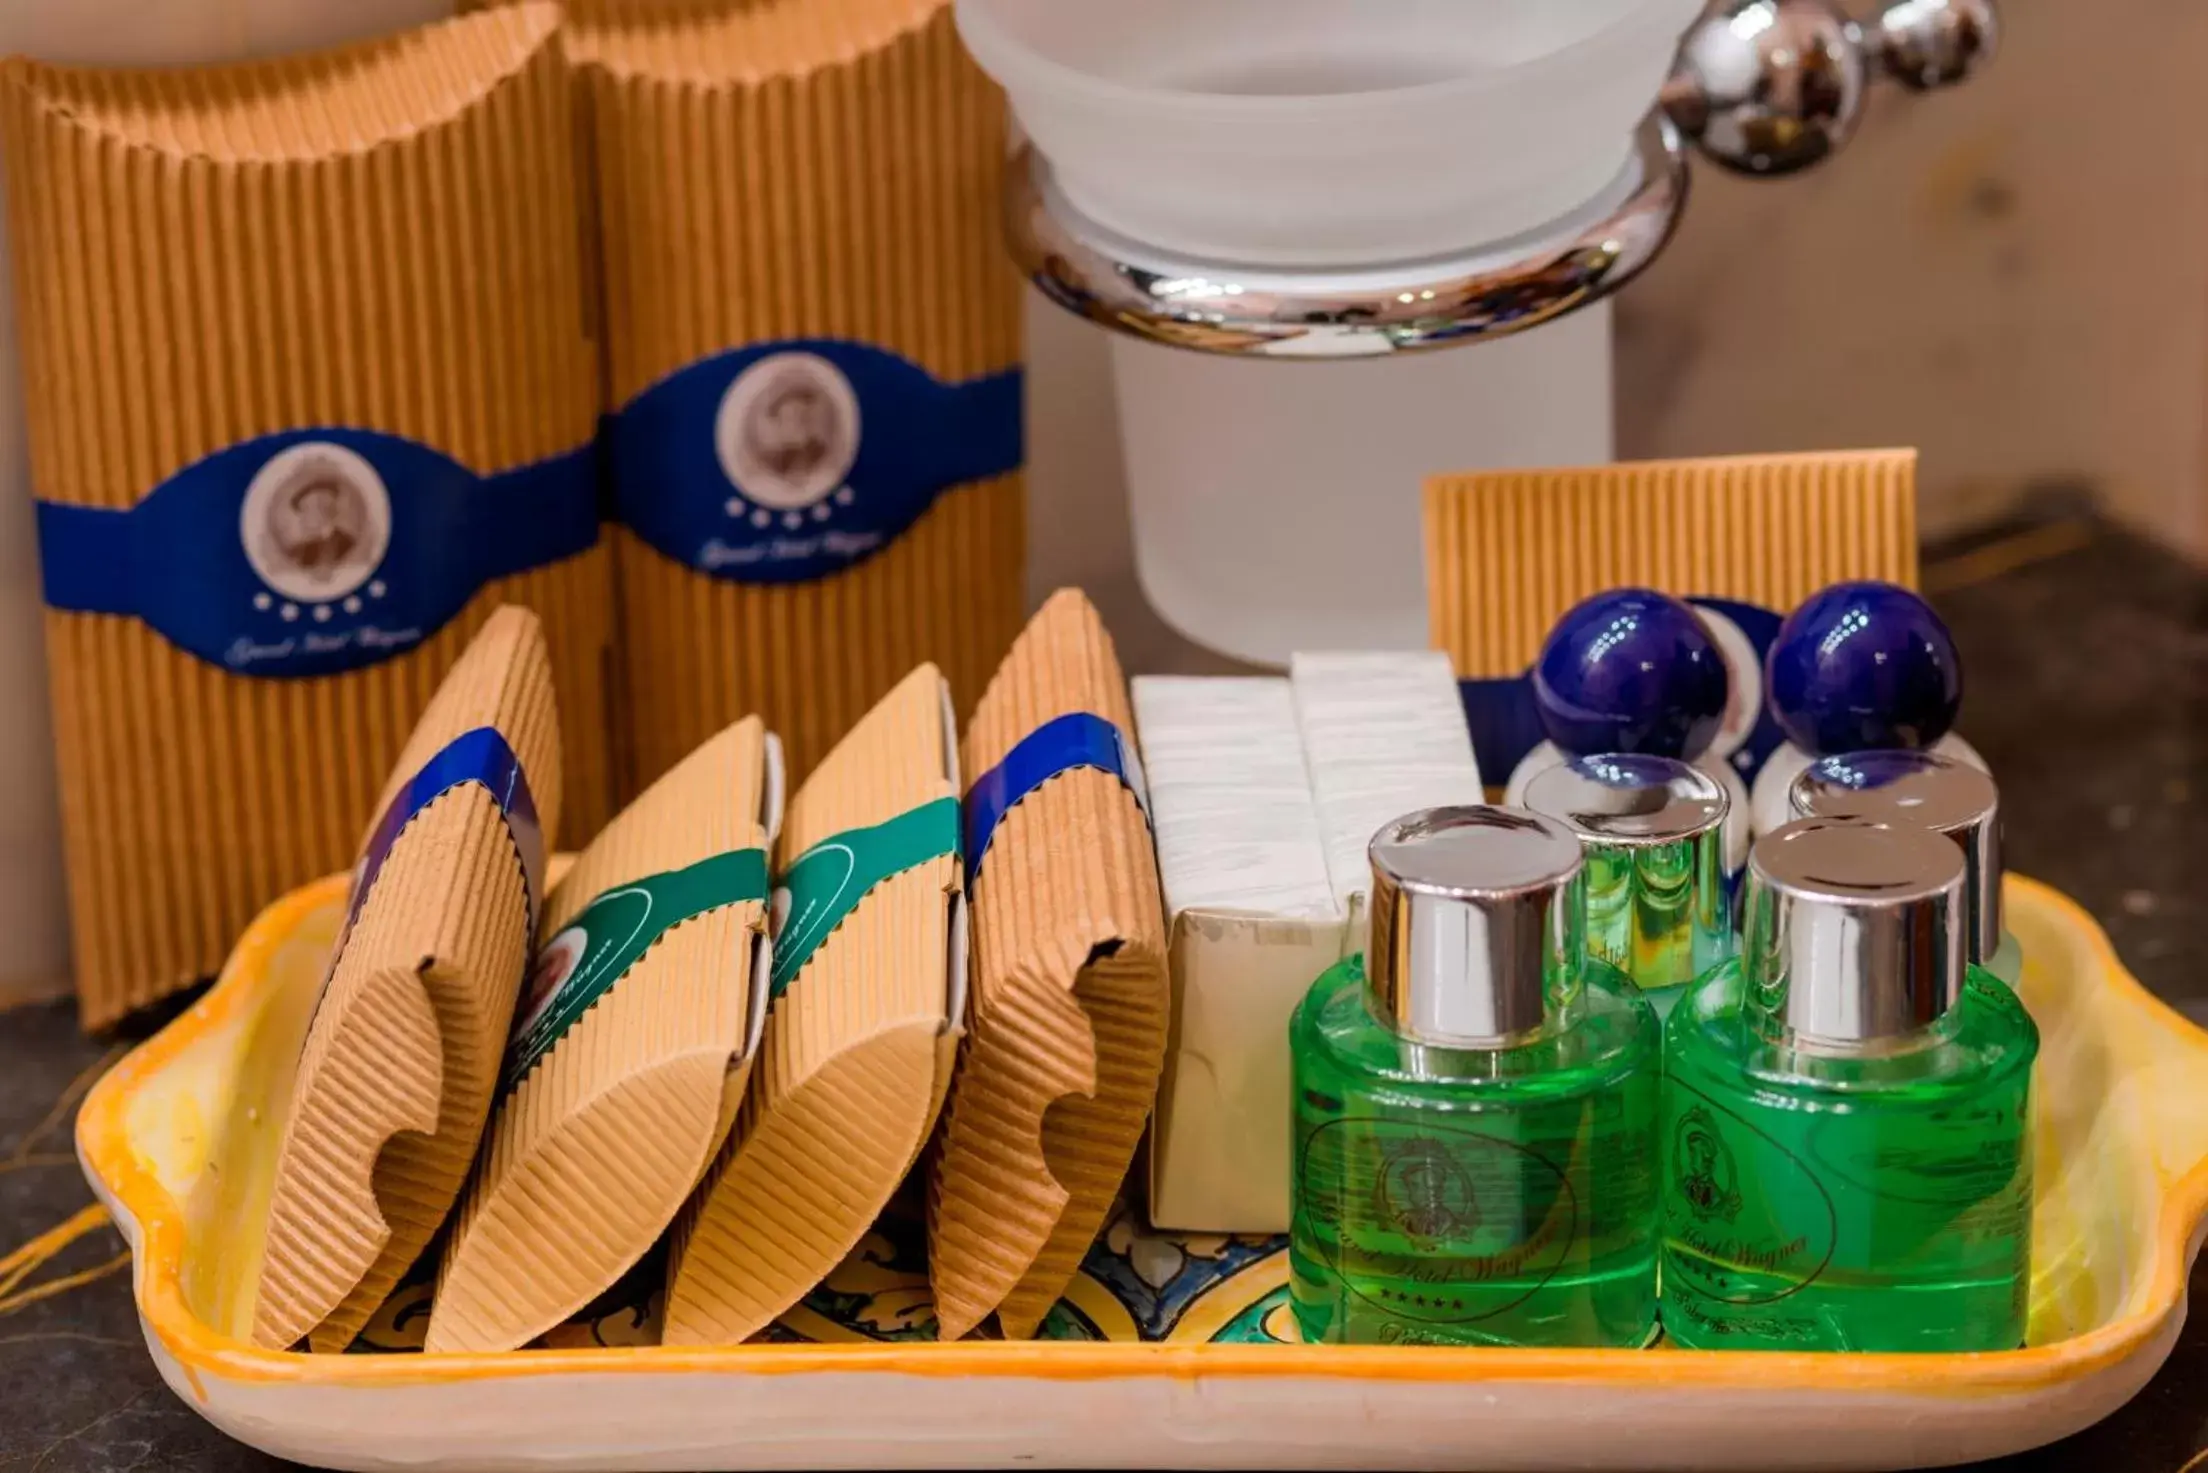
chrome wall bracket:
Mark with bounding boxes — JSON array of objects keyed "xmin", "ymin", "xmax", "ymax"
[{"xmin": 1006, "ymin": 0, "xmax": 1998, "ymax": 358}]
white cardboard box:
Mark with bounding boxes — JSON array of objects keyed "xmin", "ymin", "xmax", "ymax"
[
  {"xmin": 1132, "ymin": 676, "xmax": 1343, "ymax": 1235},
  {"xmin": 1290, "ymin": 651, "xmax": 1486, "ymax": 958}
]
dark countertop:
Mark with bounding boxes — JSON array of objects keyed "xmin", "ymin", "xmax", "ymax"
[{"xmin": 1, "ymin": 513, "xmax": 2200, "ymax": 1473}]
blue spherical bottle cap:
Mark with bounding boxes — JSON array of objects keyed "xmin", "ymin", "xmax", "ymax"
[
  {"xmin": 1766, "ymin": 581, "xmax": 1963, "ymax": 756},
  {"xmin": 1532, "ymin": 588, "xmax": 1727, "ymax": 760}
]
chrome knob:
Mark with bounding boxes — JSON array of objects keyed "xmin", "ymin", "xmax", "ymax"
[
  {"xmin": 1871, "ymin": 0, "xmax": 2000, "ymax": 90},
  {"xmin": 1665, "ymin": 0, "xmax": 1999, "ymax": 177}
]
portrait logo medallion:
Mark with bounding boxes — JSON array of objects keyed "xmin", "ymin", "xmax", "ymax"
[
  {"xmin": 239, "ymin": 440, "xmax": 392, "ymax": 604},
  {"xmin": 1675, "ymin": 1104, "xmax": 1743, "ymax": 1224},
  {"xmin": 714, "ymin": 351, "xmax": 862, "ymax": 512},
  {"xmin": 1376, "ymin": 1136, "xmax": 1481, "ymax": 1245},
  {"xmin": 519, "ymin": 925, "xmax": 590, "ymax": 1039}
]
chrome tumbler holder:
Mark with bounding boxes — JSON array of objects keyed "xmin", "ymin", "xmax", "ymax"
[
  {"xmin": 1009, "ymin": 114, "xmax": 1687, "ymax": 362},
  {"xmin": 1005, "ymin": 0, "xmax": 1999, "ymax": 357}
]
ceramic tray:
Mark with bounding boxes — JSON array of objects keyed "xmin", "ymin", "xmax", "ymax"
[{"xmin": 77, "ymin": 873, "xmax": 2208, "ymax": 1472}]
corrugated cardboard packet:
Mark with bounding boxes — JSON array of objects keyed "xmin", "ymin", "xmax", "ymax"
[
  {"xmin": 0, "ymin": 4, "xmax": 614, "ymax": 1029},
  {"xmin": 663, "ymin": 664, "xmax": 965, "ymax": 1345},
  {"xmin": 927, "ymin": 590, "xmax": 1167, "ymax": 1341},
  {"xmin": 1423, "ymin": 450, "xmax": 1920, "ymax": 780},
  {"xmin": 1132, "ymin": 677, "xmax": 1344, "ymax": 1235},
  {"xmin": 253, "ymin": 606, "xmax": 561, "ymax": 1352},
  {"xmin": 428, "ymin": 717, "xmax": 785, "ymax": 1352},
  {"xmin": 571, "ymin": 0, "xmax": 1024, "ymax": 789}
]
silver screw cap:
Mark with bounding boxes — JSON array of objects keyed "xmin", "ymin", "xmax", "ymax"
[
  {"xmin": 1367, "ymin": 807, "xmax": 1585, "ymax": 1048},
  {"xmin": 1522, "ymin": 755, "xmax": 1730, "ymax": 992},
  {"xmin": 1789, "ymin": 748, "xmax": 2002, "ymax": 967},
  {"xmin": 1745, "ymin": 817, "xmax": 1967, "ymax": 1048}
]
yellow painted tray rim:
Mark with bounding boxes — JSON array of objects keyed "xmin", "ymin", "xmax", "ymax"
[{"xmin": 77, "ymin": 873, "xmax": 2208, "ymax": 1397}]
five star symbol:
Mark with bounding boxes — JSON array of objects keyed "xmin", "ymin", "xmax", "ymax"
[{"xmin": 254, "ymin": 577, "xmax": 388, "ymax": 626}]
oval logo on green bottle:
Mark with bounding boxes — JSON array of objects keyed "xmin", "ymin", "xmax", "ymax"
[
  {"xmin": 1664, "ymin": 1085, "xmax": 1837, "ymax": 1305},
  {"xmin": 1298, "ymin": 1118, "xmax": 1577, "ymax": 1326}
]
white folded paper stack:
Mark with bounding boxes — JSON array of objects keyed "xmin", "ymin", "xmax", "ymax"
[
  {"xmin": 1291, "ymin": 651, "xmax": 1486, "ymax": 958},
  {"xmin": 1133, "ymin": 676, "xmax": 1341, "ymax": 1235},
  {"xmin": 1134, "ymin": 657, "xmax": 1490, "ymax": 1235}
]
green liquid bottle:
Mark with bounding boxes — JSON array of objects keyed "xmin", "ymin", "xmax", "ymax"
[
  {"xmin": 1522, "ymin": 754, "xmax": 1734, "ymax": 1022},
  {"xmin": 1289, "ymin": 807, "xmax": 1661, "ymax": 1348},
  {"xmin": 1789, "ymin": 748, "xmax": 2022, "ymax": 986},
  {"xmin": 1661, "ymin": 817, "xmax": 2038, "ymax": 1352}
]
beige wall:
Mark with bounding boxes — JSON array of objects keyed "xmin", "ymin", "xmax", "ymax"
[{"xmin": 1618, "ymin": 0, "xmax": 2208, "ymax": 557}]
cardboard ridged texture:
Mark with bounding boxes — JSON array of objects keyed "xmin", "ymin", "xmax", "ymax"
[
  {"xmin": 1423, "ymin": 450, "xmax": 1922, "ymax": 679},
  {"xmin": 572, "ymin": 0, "xmax": 1024, "ymax": 790},
  {"xmin": 253, "ymin": 606, "xmax": 563, "ymax": 1353},
  {"xmin": 663, "ymin": 664, "xmax": 964, "ymax": 1346},
  {"xmin": 428, "ymin": 718, "xmax": 782, "ymax": 1353},
  {"xmin": 0, "ymin": 3, "xmax": 614, "ymax": 1030},
  {"xmin": 926, "ymin": 590, "xmax": 1167, "ymax": 1341}
]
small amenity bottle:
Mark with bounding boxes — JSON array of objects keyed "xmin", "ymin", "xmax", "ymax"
[
  {"xmin": 1504, "ymin": 589, "xmax": 1751, "ymax": 877},
  {"xmin": 1290, "ymin": 807, "xmax": 1660, "ymax": 1348},
  {"xmin": 1749, "ymin": 581, "xmax": 1984, "ymax": 837},
  {"xmin": 1522, "ymin": 755, "xmax": 1733, "ymax": 1021},
  {"xmin": 1662, "ymin": 818, "xmax": 2038, "ymax": 1353},
  {"xmin": 1790, "ymin": 749, "xmax": 2022, "ymax": 987}
]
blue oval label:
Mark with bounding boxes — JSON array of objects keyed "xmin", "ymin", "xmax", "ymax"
[
  {"xmin": 608, "ymin": 339, "xmax": 1022, "ymax": 585},
  {"xmin": 36, "ymin": 427, "xmax": 598, "ymax": 679}
]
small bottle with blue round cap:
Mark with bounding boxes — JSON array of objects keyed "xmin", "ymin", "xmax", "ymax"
[
  {"xmin": 1289, "ymin": 807, "xmax": 1660, "ymax": 1348},
  {"xmin": 1750, "ymin": 581, "xmax": 1988, "ymax": 836},
  {"xmin": 1789, "ymin": 747, "xmax": 2021, "ymax": 986},
  {"xmin": 1661, "ymin": 817, "xmax": 2038, "ymax": 1353},
  {"xmin": 1522, "ymin": 754, "xmax": 1734, "ymax": 1021},
  {"xmin": 1504, "ymin": 588, "xmax": 1752, "ymax": 878}
]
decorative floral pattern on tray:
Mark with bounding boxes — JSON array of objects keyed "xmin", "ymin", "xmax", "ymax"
[
  {"xmin": 774, "ymin": 1199, "xmax": 1293, "ymax": 1345},
  {"xmin": 343, "ymin": 1201, "xmax": 1293, "ymax": 1350}
]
